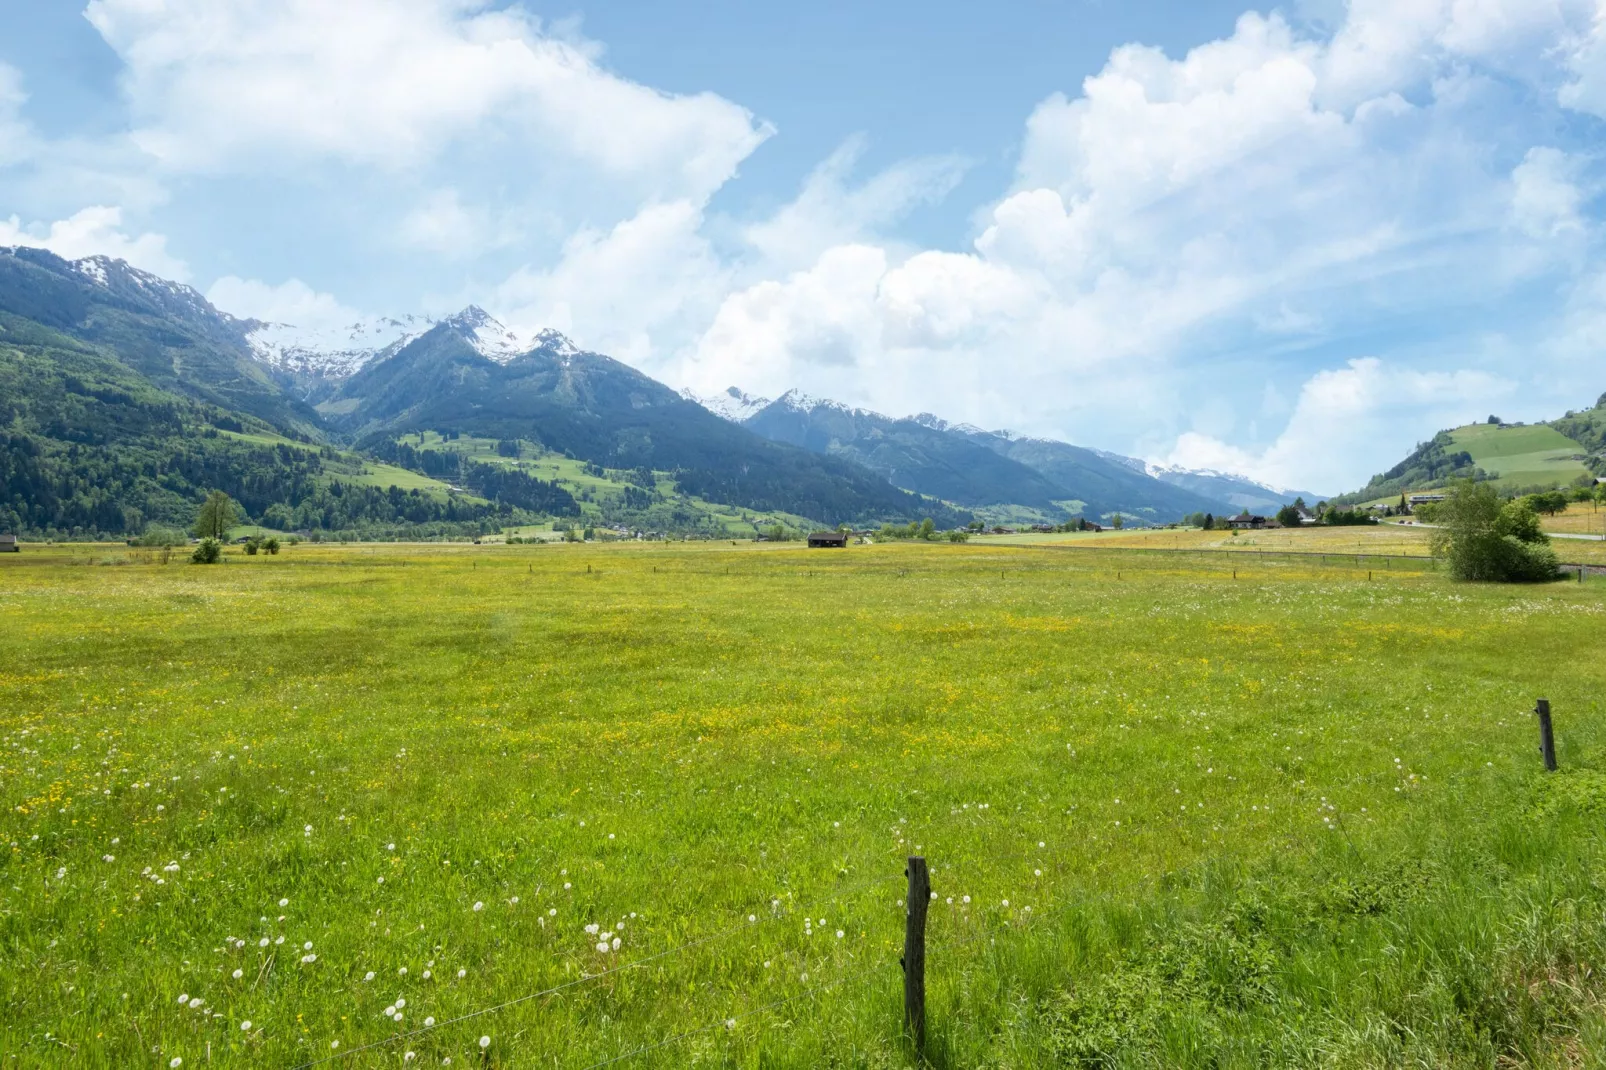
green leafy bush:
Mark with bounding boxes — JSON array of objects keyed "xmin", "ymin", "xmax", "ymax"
[
  {"xmin": 1431, "ymin": 481, "xmax": 1560, "ymax": 582},
  {"xmin": 190, "ymin": 537, "xmax": 222, "ymax": 564}
]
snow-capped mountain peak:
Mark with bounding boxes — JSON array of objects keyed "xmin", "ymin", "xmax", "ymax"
[
  {"xmin": 680, "ymin": 386, "xmax": 772, "ymax": 422},
  {"xmin": 439, "ymin": 305, "xmax": 525, "ymax": 362},
  {"xmin": 530, "ymin": 327, "xmax": 579, "ymax": 359}
]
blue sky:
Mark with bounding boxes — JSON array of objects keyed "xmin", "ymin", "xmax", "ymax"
[{"xmin": 1, "ymin": 0, "xmax": 1604, "ymax": 493}]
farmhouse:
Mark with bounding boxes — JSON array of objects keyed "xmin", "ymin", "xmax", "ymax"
[
  {"xmin": 807, "ymin": 531, "xmax": 849, "ymax": 548},
  {"xmin": 1226, "ymin": 512, "xmax": 1268, "ymax": 530},
  {"xmin": 0, "ymin": 533, "xmax": 16, "ymax": 552},
  {"xmin": 1407, "ymin": 493, "xmax": 1447, "ymax": 505}
]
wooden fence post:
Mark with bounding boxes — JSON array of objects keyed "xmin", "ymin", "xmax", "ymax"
[
  {"xmin": 904, "ymin": 856, "xmax": 930, "ymax": 1053},
  {"xmin": 1536, "ymin": 699, "xmax": 1557, "ymax": 772}
]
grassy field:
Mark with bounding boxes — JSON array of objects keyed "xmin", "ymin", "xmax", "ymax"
[
  {"xmin": 980, "ymin": 522, "xmax": 1606, "ymax": 565},
  {"xmin": 3, "ymin": 541, "xmax": 1606, "ymax": 1067},
  {"xmin": 1445, "ymin": 423, "xmax": 1592, "ymax": 488}
]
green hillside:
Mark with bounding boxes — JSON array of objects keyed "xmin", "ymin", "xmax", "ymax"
[
  {"xmin": 1339, "ymin": 405, "xmax": 1600, "ymax": 505},
  {"xmin": 1442, "ymin": 422, "xmax": 1591, "ymax": 487}
]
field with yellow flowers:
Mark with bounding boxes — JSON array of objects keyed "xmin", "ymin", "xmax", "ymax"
[{"xmin": 3, "ymin": 540, "xmax": 1605, "ymax": 1068}]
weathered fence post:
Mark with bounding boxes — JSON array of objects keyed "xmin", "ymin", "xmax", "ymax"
[
  {"xmin": 1536, "ymin": 699, "xmax": 1557, "ymax": 772},
  {"xmin": 903, "ymin": 856, "xmax": 930, "ymax": 1054}
]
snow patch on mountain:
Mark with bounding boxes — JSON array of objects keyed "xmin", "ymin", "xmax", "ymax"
[
  {"xmin": 245, "ymin": 305, "xmax": 539, "ymax": 377},
  {"xmin": 244, "ymin": 314, "xmax": 434, "ymax": 378},
  {"xmin": 442, "ymin": 306, "xmax": 525, "ymax": 362},
  {"xmin": 680, "ymin": 386, "xmax": 772, "ymax": 422},
  {"xmin": 529, "ymin": 327, "xmax": 580, "ymax": 359}
]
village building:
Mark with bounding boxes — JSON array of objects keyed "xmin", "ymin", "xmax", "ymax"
[
  {"xmin": 1226, "ymin": 511, "xmax": 1268, "ymax": 530},
  {"xmin": 0, "ymin": 533, "xmax": 17, "ymax": 552},
  {"xmin": 807, "ymin": 531, "xmax": 849, "ymax": 548}
]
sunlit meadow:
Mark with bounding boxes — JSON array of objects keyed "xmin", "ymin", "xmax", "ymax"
[{"xmin": 2, "ymin": 540, "xmax": 1604, "ymax": 1067}]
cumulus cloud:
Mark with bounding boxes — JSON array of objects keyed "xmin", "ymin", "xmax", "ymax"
[
  {"xmin": 0, "ymin": 62, "xmax": 31, "ymax": 161},
  {"xmin": 83, "ymin": 0, "xmax": 769, "ymax": 202},
  {"xmin": 677, "ymin": 3, "xmax": 1606, "ymax": 489},
  {"xmin": 205, "ymin": 276, "xmax": 360, "ymax": 327},
  {"xmin": 0, "ymin": 205, "xmax": 188, "ymax": 280},
  {"xmin": 1163, "ymin": 358, "xmax": 1515, "ymax": 492}
]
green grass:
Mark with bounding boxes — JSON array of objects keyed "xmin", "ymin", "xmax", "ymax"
[
  {"xmin": 2, "ymin": 541, "xmax": 1605, "ymax": 1067},
  {"xmin": 1446, "ymin": 423, "xmax": 1592, "ymax": 488}
]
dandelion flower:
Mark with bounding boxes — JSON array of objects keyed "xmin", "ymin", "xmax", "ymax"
[
  {"xmin": 301, "ymin": 954, "xmax": 316, "ymax": 963},
  {"xmin": 424, "ymin": 1017, "xmax": 435, "ymax": 1027},
  {"xmin": 396, "ymin": 998, "xmax": 406, "ymax": 1009},
  {"xmin": 398, "ymin": 967, "xmax": 407, "ymax": 976},
  {"xmin": 422, "ymin": 970, "xmax": 431, "ymax": 979},
  {"xmin": 547, "ymin": 908, "xmax": 556, "ymax": 917},
  {"xmin": 232, "ymin": 969, "xmax": 243, "ymax": 979},
  {"xmin": 1002, "ymin": 899, "xmax": 1009, "ymax": 907},
  {"xmin": 364, "ymin": 972, "xmax": 374, "ymax": 982},
  {"xmin": 472, "ymin": 902, "xmax": 483, "ymax": 912},
  {"xmin": 835, "ymin": 930, "xmax": 844, "ymax": 939},
  {"xmin": 377, "ymin": 877, "xmax": 385, "ymax": 884},
  {"xmin": 479, "ymin": 1036, "xmax": 490, "ymax": 1049},
  {"xmin": 596, "ymin": 941, "xmax": 610, "ymax": 953},
  {"xmin": 384, "ymin": 1006, "xmax": 396, "ymax": 1017},
  {"xmin": 189, "ymin": 998, "xmax": 204, "ymax": 1009},
  {"xmin": 748, "ymin": 914, "xmax": 756, "ymax": 923},
  {"xmin": 178, "ymin": 993, "xmax": 189, "ymax": 1005},
  {"xmin": 563, "ymin": 882, "xmax": 571, "ymax": 890},
  {"xmin": 387, "ymin": 844, "xmax": 395, "ymax": 851},
  {"xmin": 240, "ymin": 1021, "xmax": 251, "ymax": 1031},
  {"xmin": 303, "ymin": 942, "xmax": 313, "ymax": 951},
  {"xmin": 1034, "ymin": 869, "xmax": 1042, "ymax": 877},
  {"xmin": 103, "ymin": 854, "xmax": 115, "ymax": 863},
  {"xmin": 611, "ymin": 937, "xmax": 621, "ymax": 950},
  {"xmin": 962, "ymin": 896, "xmax": 970, "ymax": 904},
  {"xmin": 405, "ymin": 1054, "xmax": 415, "ymax": 1063},
  {"xmin": 509, "ymin": 896, "xmax": 519, "ymax": 905},
  {"xmin": 259, "ymin": 938, "xmax": 269, "ymax": 948},
  {"xmin": 457, "ymin": 969, "xmax": 466, "ymax": 979},
  {"xmin": 170, "ymin": 1059, "xmax": 182, "ymax": 1068},
  {"xmin": 331, "ymin": 1041, "xmax": 339, "ymax": 1049}
]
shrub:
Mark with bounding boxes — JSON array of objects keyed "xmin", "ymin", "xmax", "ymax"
[
  {"xmin": 262, "ymin": 537, "xmax": 280, "ymax": 555},
  {"xmin": 190, "ymin": 537, "xmax": 222, "ymax": 564},
  {"xmin": 1431, "ymin": 481, "xmax": 1559, "ymax": 582}
]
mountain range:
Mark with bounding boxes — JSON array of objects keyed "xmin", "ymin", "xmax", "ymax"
[
  {"xmin": 682, "ymin": 388, "xmax": 1319, "ymax": 523},
  {"xmin": 1, "ymin": 248, "xmax": 1332, "ymax": 540}
]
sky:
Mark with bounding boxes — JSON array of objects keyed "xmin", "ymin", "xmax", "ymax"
[{"xmin": 1, "ymin": 0, "xmax": 1604, "ymax": 494}]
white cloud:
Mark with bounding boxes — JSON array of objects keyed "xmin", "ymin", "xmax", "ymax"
[
  {"xmin": 84, "ymin": 0, "xmax": 769, "ymax": 202},
  {"xmin": 743, "ymin": 138, "xmax": 967, "ymax": 270},
  {"xmin": 0, "ymin": 205, "xmax": 188, "ymax": 280},
  {"xmin": 0, "ymin": 62, "xmax": 31, "ymax": 161},
  {"xmin": 205, "ymin": 276, "xmax": 359, "ymax": 327},
  {"xmin": 1511, "ymin": 147, "xmax": 1587, "ymax": 237},
  {"xmin": 492, "ymin": 200, "xmax": 727, "ymax": 367},
  {"xmin": 1163, "ymin": 358, "xmax": 1514, "ymax": 492},
  {"xmin": 676, "ymin": 2, "xmax": 1606, "ymax": 490}
]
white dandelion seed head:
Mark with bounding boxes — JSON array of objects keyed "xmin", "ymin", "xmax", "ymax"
[
  {"xmin": 232, "ymin": 969, "xmax": 243, "ymax": 979},
  {"xmin": 472, "ymin": 902, "xmax": 483, "ymax": 912},
  {"xmin": 240, "ymin": 1020, "xmax": 251, "ymax": 1031},
  {"xmin": 509, "ymin": 896, "xmax": 518, "ymax": 905},
  {"xmin": 836, "ymin": 930, "xmax": 844, "ymax": 939},
  {"xmin": 405, "ymin": 1054, "xmax": 415, "ymax": 1063},
  {"xmin": 457, "ymin": 968, "xmax": 466, "ymax": 978},
  {"xmin": 479, "ymin": 1036, "xmax": 490, "ymax": 1049},
  {"xmin": 596, "ymin": 941, "xmax": 610, "ymax": 953},
  {"xmin": 398, "ymin": 967, "xmax": 407, "ymax": 976},
  {"xmin": 178, "ymin": 993, "xmax": 189, "ymax": 1005},
  {"xmin": 189, "ymin": 997, "xmax": 204, "ymax": 1009},
  {"xmin": 170, "ymin": 1059, "xmax": 182, "ymax": 1068},
  {"xmin": 548, "ymin": 908, "xmax": 557, "ymax": 917},
  {"xmin": 259, "ymin": 938, "xmax": 269, "ymax": 948},
  {"xmin": 424, "ymin": 1016, "xmax": 435, "ymax": 1027},
  {"xmin": 422, "ymin": 970, "xmax": 431, "ymax": 979}
]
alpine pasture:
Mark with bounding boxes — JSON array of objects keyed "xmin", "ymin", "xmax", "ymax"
[{"xmin": 3, "ymin": 541, "xmax": 1604, "ymax": 1067}]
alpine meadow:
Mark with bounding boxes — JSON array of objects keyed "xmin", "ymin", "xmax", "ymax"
[
  {"xmin": 3, "ymin": 539, "xmax": 1605, "ymax": 1067},
  {"xmin": 10, "ymin": 0, "xmax": 1606, "ymax": 1066}
]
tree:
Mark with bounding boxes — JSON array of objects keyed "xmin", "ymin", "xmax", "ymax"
[
  {"xmin": 918, "ymin": 517, "xmax": 935, "ymax": 540},
  {"xmin": 1487, "ymin": 414, "xmax": 1501, "ymax": 425},
  {"xmin": 190, "ymin": 537, "xmax": 222, "ymax": 564},
  {"xmin": 1430, "ymin": 480, "xmax": 1559, "ymax": 582},
  {"xmin": 1202, "ymin": 512, "xmax": 1214, "ymax": 531},
  {"xmin": 1276, "ymin": 504, "xmax": 1302, "ymax": 528},
  {"xmin": 1111, "ymin": 513, "xmax": 1124, "ymax": 530},
  {"xmin": 193, "ymin": 490, "xmax": 238, "ymax": 540}
]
